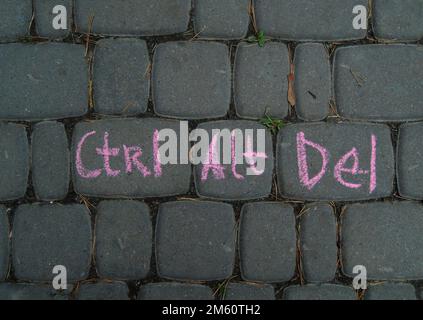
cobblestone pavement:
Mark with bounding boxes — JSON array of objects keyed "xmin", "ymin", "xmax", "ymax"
[{"xmin": 0, "ymin": 0, "xmax": 423, "ymax": 300}]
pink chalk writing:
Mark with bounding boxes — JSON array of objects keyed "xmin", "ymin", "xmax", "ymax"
[
  {"xmin": 76, "ymin": 131, "xmax": 102, "ymax": 179},
  {"xmin": 76, "ymin": 131, "xmax": 162, "ymax": 179},
  {"xmin": 296, "ymin": 131, "xmax": 377, "ymax": 193},
  {"xmin": 297, "ymin": 132, "xmax": 329, "ymax": 190},
  {"xmin": 201, "ymin": 131, "xmax": 268, "ymax": 181}
]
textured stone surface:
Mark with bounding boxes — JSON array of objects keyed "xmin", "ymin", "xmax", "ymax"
[
  {"xmin": 224, "ymin": 283, "xmax": 275, "ymax": 300},
  {"xmin": 153, "ymin": 41, "xmax": 231, "ymax": 119},
  {"xmin": 0, "ymin": 43, "xmax": 87, "ymax": 121},
  {"xmin": 75, "ymin": 282, "xmax": 129, "ymax": 300},
  {"xmin": 283, "ymin": 284, "xmax": 356, "ymax": 300},
  {"xmin": 71, "ymin": 118, "xmax": 191, "ymax": 198},
  {"xmin": 193, "ymin": 0, "xmax": 250, "ymax": 39},
  {"xmin": 294, "ymin": 43, "xmax": 331, "ymax": 121},
  {"xmin": 0, "ymin": 283, "xmax": 70, "ymax": 300},
  {"xmin": 373, "ymin": 0, "xmax": 423, "ymax": 41},
  {"xmin": 234, "ymin": 42, "xmax": 289, "ymax": 119},
  {"xmin": 156, "ymin": 201, "xmax": 235, "ymax": 281},
  {"xmin": 364, "ymin": 283, "xmax": 417, "ymax": 300},
  {"xmin": 75, "ymin": 0, "xmax": 191, "ymax": 36},
  {"xmin": 0, "ymin": 123, "xmax": 29, "ymax": 201},
  {"xmin": 139, "ymin": 283, "xmax": 214, "ymax": 300},
  {"xmin": 239, "ymin": 203, "xmax": 296, "ymax": 282},
  {"xmin": 300, "ymin": 203, "xmax": 337, "ymax": 283},
  {"xmin": 0, "ymin": 206, "xmax": 8, "ymax": 281},
  {"xmin": 32, "ymin": 121, "xmax": 69, "ymax": 201},
  {"xmin": 12, "ymin": 204, "xmax": 92, "ymax": 282},
  {"xmin": 254, "ymin": 0, "xmax": 368, "ymax": 41},
  {"xmin": 277, "ymin": 123, "xmax": 394, "ymax": 201},
  {"xmin": 342, "ymin": 202, "xmax": 423, "ymax": 280},
  {"xmin": 397, "ymin": 123, "xmax": 423, "ymax": 199},
  {"xmin": 334, "ymin": 45, "xmax": 423, "ymax": 121},
  {"xmin": 95, "ymin": 200, "xmax": 152, "ymax": 280},
  {"xmin": 93, "ymin": 39, "xmax": 150, "ymax": 116},
  {"xmin": 194, "ymin": 121, "xmax": 273, "ymax": 200},
  {"xmin": 34, "ymin": 0, "xmax": 72, "ymax": 38},
  {"xmin": 0, "ymin": 0, "xmax": 32, "ymax": 40}
]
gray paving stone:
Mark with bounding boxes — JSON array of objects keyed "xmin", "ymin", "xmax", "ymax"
[
  {"xmin": 334, "ymin": 45, "xmax": 423, "ymax": 121},
  {"xmin": 0, "ymin": 43, "xmax": 87, "ymax": 121},
  {"xmin": 0, "ymin": 0, "xmax": 32, "ymax": 40},
  {"xmin": 0, "ymin": 283, "xmax": 70, "ymax": 300},
  {"xmin": 71, "ymin": 118, "xmax": 191, "ymax": 198},
  {"xmin": 0, "ymin": 206, "xmax": 8, "ymax": 281},
  {"xmin": 277, "ymin": 123, "xmax": 394, "ymax": 201},
  {"xmin": 294, "ymin": 43, "xmax": 331, "ymax": 121},
  {"xmin": 152, "ymin": 41, "xmax": 231, "ymax": 119},
  {"xmin": 254, "ymin": 0, "xmax": 368, "ymax": 41},
  {"xmin": 234, "ymin": 42, "xmax": 289, "ymax": 119},
  {"xmin": 373, "ymin": 0, "xmax": 423, "ymax": 41},
  {"xmin": 95, "ymin": 200, "xmax": 152, "ymax": 280},
  {"xmin": 300, "ymin": 203, "xmax": 337, "ymax": 283},
  {"xmin": 93, "ymin": 39, "xmax": 150, "ymax": 116},
  {"xmin": 138, "ymin": 283, "xmax": 214, "ymax": 300},
  {"xmin": 224, "ymin": 283, "xmax": 275, "ymax": 300},
  {"xmin": 75, "ymin": 0, "xmax": 191, "ymax": 36},
  {"xmin": 32, "ymin": 121, "xmax": 69, "ymax": 201},
  {"xmin": 194, "ymin": 121, "xmax": 273, "ymax": 200},
  {"xmin": 75, "ymin": 282, "xmax": 129, "ymax": 300},
  {"xmin": 0, "ymin": 123, "xmax": 29, "ymax": 201},
  {"xmin": 193, "ymin": 0, "xmax": 250, "ymax": 39},
  {"xmin": 342, "ymin": 202, "xmax": 423, "ymax": 280},
  {"xmin": 397, "ymin": 123, "xmax": 423, "ymax": 199},
  {"xmin": 239, "ymin": 202, "xmax": 296, "ymax": 283},
  {"xmin": 34, "ymin": 0, "xmax": 72, "ymax": 38},
  {"xmin": 365, "ymin": 283, "xmax": 417, "ymax": 300},
  {"xmin": 12, "ymin": 204, "xmax": 92, "ymax": 282},
  {"xmin": 282, "ymin": 284, "xmax": 356, "ymax": 300},
  {"xmin": 156, "ymin": 201, "xmax": 235, "ymax": 281}
]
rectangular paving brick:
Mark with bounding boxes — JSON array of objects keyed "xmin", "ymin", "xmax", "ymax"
[
  {"xmin": 0, "ymin": 0, "xmax": 32, "ymax": 40},
  {"xmin": 0, "ymin": 43, "xmax": 87, "ymax": 121},
  {"xmin": 0, "ymin": 283, "xmax": 70, "ymax": 300},
  {"xmin": 373, "ymin": 0, "xmax": 423, "ymax": 41},
  {"xmin": 138, "ymin": 283, "xmax": 214, "ymax": 300},
  {"xmin": 93, "ymin": 39, "xmax": 150, "ymax": 116},
  {"xmin": 282, "ymin": 284, "xmax": 356, "ymax": 300},
  {"xmin": 234, "ymin": 42, "xmax": 289, "ymax": 119},
  {"xmin": 156, "ymin": 201, "xmax": 235, "ymax": 281},
  {"xmin": 34, "ymin": 0, "xmax": 72, "ymax": 38},
  {"xmin": 75, "ymin": 282, "xmax": 129, "ymax": 300},
  {"xmin": 0, "ymin": 206, "xmax": 8, "ymax": 281},
  {"xmin": 300, "ymin": 203, "xmax": 337, "ymax": 283},
  {"xmin": 193, "ymin": 0, "xmax": 250, "ymax": 39},
  {"xmin": 254, "ymin": 0, "xmax": 368, "ymax": 41},
  {"xmin": 294, "ymin": 43, "xmax": 331, "ymax": 121},
  {"xmin": 75, "ymin": 0, "xmax": 191, "ymax": 36},
  {"xmin": 71, "ymin": 118, "xmax": 191, "ymax": 198},
  {"xmin": 32, "ymin": 121, "xmax": 69, "ymax": 201},
  {"xmin": 397, "ymin": 123, "xmax": 423, "ymax": 200},
  {"xmin": 12, "ymin": 204, "xmax": 92, "ymax": 282},
  {"xmin": 194, "ymin": 121, "xmax": 273, "ymax": 200},
  {"xmin": 0, "ymin": 123, "xmax": 29, "ymax": 201},
  {"xmin": 277, "ymin": 123, "xmax": 394, "ymax": 201},
  {"xmin": 95, "ymin": 200, "xmax": 152, "ymax": 280},
  {"xmin": 224, "ymin": 283, "xmax": 275, "ymax": 300},
  {"xmin": 239, "ymin": 203, "xmax": 296, "ymax": 283},
  {"xmin": 153, "ymin": 41, "xmax": 231, "ymax": 119},
  {"xmin": 334, "ymin": 45, "xmax": 423, "ymax": 121},
  {"xmin": 342, "ymin": 202, "xmax": 423, "ymax": 280},
  {"xmin": 365, "ymin": 283, "xmax": 417, "ymax": 300}
]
